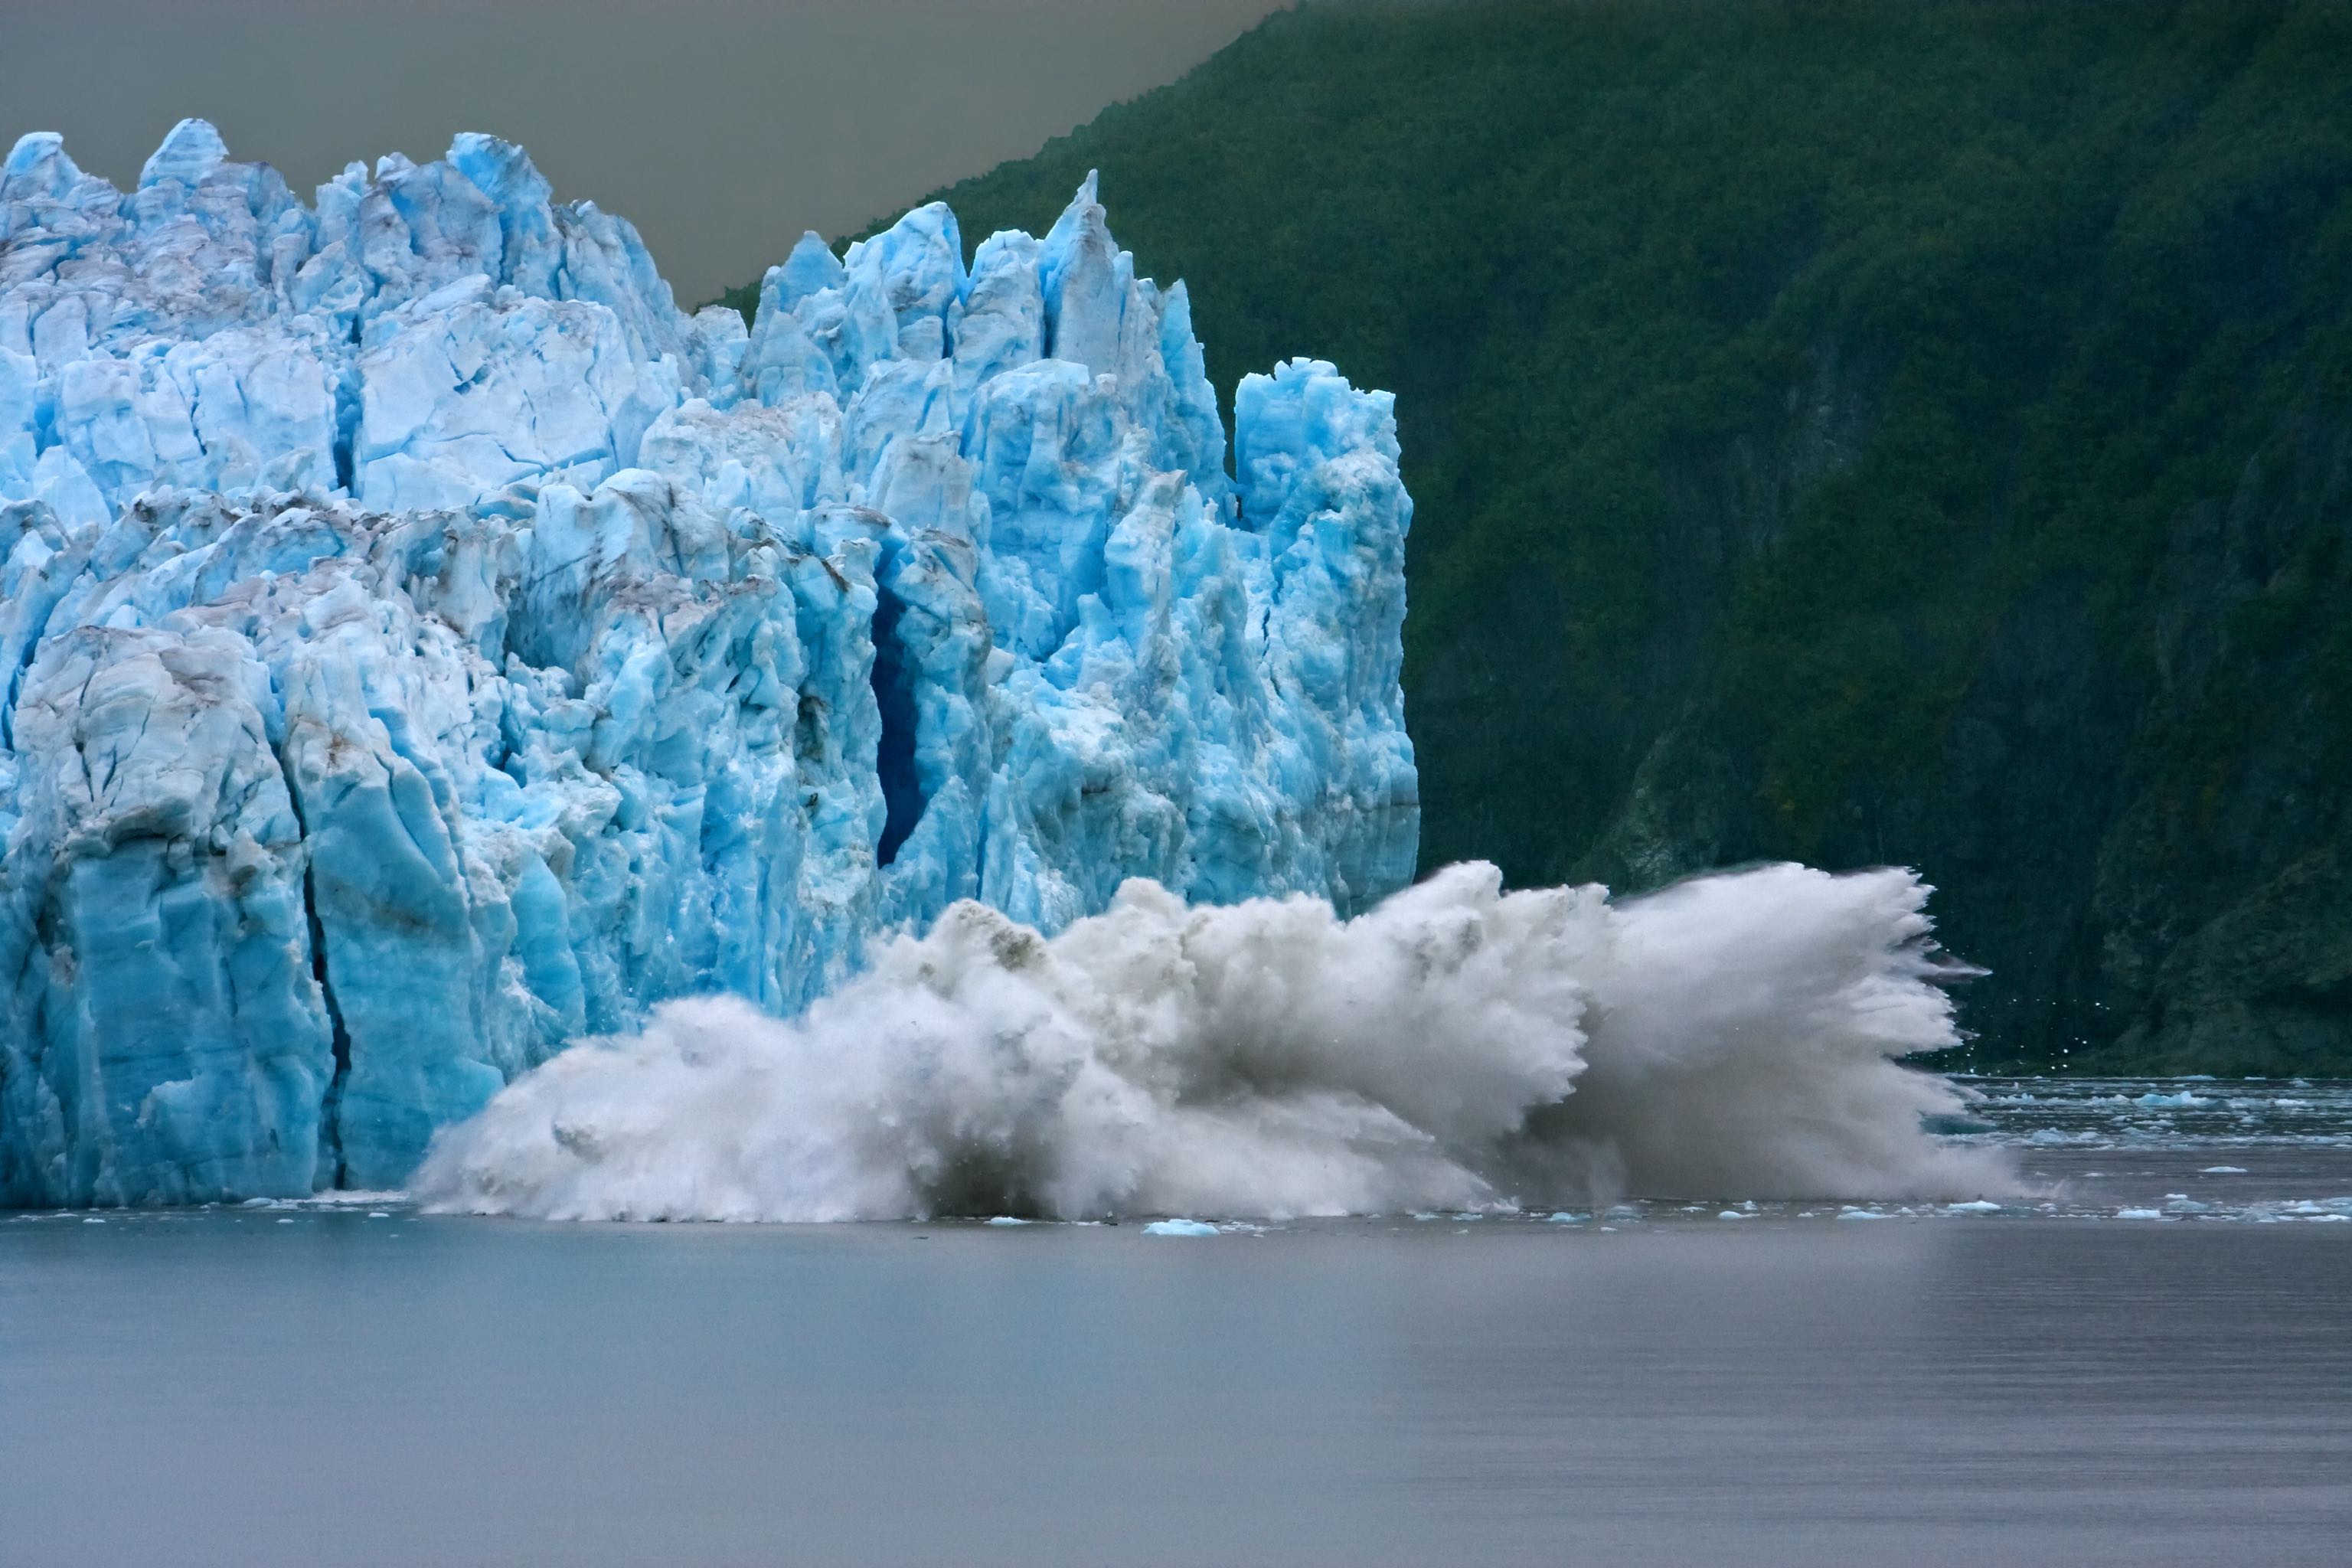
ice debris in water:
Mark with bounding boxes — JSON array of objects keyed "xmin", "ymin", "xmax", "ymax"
[
  {"xmin": 0, "ymin": 125, "xmax": 1418, "ymax": 1204},
  {"xmin": 413, "ymin": 861, "xmax": 2018, "ymax": 1223},
  {"xmin": 1142, "ymin": 1219, "xmax": 1220, "ymax": 1237}
]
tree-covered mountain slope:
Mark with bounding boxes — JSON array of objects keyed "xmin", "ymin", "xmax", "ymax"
[{"xmin": 724, "ymin": 0, "xmax": 2352, "ymax": 1073}]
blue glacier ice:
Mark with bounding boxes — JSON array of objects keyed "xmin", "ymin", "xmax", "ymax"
[{"xmin": 0, "ymin": 122, "xmax": 1417, "ymax": 1204}]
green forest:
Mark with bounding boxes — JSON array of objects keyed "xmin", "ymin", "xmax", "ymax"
[{"xmin": 719, "ymin": 0, "xmax": 2352, "ymax": 1074}]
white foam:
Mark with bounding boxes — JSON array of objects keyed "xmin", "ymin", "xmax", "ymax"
[{"xmin": 413, "ymin": 862, "xmax": 2017, "ymax": 1222}]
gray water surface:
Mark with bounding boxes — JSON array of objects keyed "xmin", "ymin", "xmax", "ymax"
[{"xmin": 5, "ymin": 1084, "xmax": 2350, "ymax": 1566}]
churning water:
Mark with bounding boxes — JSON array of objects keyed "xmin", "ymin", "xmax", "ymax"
[
  {"xmin": 414, "ymin": 863, "xmax": 2015, "ymax": 1221},
  {"xmin": 8, "ymin": 867, "xmax": 2352, "ymax": 1564}
]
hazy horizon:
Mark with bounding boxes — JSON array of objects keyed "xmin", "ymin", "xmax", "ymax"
[{"xmin": 2, "ymin": 0, "xmax": 1288, "ymax": 305}]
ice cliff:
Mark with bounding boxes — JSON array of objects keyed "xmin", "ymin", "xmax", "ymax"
[{"xmin": 0, "ymin": 120, "xmax": 1416, "ymax": 1204}]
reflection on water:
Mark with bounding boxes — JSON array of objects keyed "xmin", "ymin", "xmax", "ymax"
[{"xmin": 3, "ymin": 1080, "xmax": 2349, "ymax": 1567}]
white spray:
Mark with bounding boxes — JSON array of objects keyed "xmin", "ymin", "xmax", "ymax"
[{"xmin": 413, "ymin": 862, "xmax": 2017, "ymax": 1220}]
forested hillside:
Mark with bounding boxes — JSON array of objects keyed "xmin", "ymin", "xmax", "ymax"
[{"xmin": 722, "ymin": 0, "xmax": 2352, "ymax": 1073}]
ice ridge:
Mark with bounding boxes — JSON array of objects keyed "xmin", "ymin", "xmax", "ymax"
[{"xmin": 0, "ymin": 124, "xmax": 1417, "ymax": 1204}]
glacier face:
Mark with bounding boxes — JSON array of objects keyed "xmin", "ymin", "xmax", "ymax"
[{"xmin": 0, "ymin": 120, "xmax": 1416, "ymax": 1204}]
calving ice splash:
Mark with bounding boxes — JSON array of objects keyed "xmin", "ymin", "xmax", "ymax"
[
  {"xmin": 419, "ymin": 863, "xmax": 2014, "ymax": 1221},
  {"xmin": 0, "ymin": 120, "xmax": 2001, "ymax": 1213}
]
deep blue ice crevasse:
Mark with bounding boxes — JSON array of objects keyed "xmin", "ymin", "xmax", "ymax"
[{"xmin": 0, "ymin": 122, "xmax": 1419, "ymax": 1204}]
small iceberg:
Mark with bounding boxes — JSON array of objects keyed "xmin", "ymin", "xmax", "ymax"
[{"xmin": 1142, "ymin": 1219, "xmax": 1220, "ymax": 1237}]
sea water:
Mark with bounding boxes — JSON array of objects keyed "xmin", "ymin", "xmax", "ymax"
[{"xmin": 3, "ymin": 1080, "xmax": 2348, "ymax": 1567}]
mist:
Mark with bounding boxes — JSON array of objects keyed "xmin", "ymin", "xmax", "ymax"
[{"xmin": 416, "ymin": 862, "xmax": 2018, "ymax": 1221}]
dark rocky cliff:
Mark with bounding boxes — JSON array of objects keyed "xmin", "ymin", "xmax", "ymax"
[{"xmin": 1561, "ymin": 401, "xmax": 2352, "ymax": 1075}]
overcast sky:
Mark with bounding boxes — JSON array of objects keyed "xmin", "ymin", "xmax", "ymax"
[{"xmin": 2, "ymin": 0, "xmax": 1287, "ymax": 304}]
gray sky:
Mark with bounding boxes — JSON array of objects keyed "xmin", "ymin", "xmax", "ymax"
[{"xmin": 2, "ymin": 0, "xmax": 1287, "ymax": 305}]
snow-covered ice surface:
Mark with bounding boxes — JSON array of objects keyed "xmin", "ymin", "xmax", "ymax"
[{"xmin": 0, "ymin": 123, "xmax": 1416, "ymax": 1204}]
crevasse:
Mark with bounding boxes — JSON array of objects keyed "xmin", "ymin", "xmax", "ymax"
[{"xmin": 0, "ymin": 120, "xmax": 1417, "ymax": 1204}]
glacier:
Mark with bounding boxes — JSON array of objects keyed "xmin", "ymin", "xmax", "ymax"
[{"xmin": 0, "ymin": 120, "xmax": 1417, "ymax": 1205}]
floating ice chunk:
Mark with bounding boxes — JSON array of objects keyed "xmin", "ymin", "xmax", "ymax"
[
  {"xmin": 2135, "ymin": 1091, "xmax": 2209, "ymax": 1108},
  {"xmin": 1716, "ymin": 1210, "xmax": 1746, "ymax": 1220},
  {"xmin": 984, "ymin": 1217, "xmax": 1031, "ymax": 1227},
  {"xmin": 1545, "ymin": 1212, "xmax": 1586, "ymax": 1223},
  {"xmin": 1947, "ymin": 1200, "xmax": 2002, "ymax": 1213},
  {"xmin": 1142, "ymin": 1219, "xmax": 1219, "ymax": 1237},
  {"xmin": 1838, "ymin": 1208, "xmax": 1888, "ymax": 1220},
  {"xmin": 2115, "ymin": 1208, "xmax": 2165, "ymax": 1220},
  {"xmin": 2200, "ymin": 1167, "xmax": 2247, "ymax": 1174}
]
